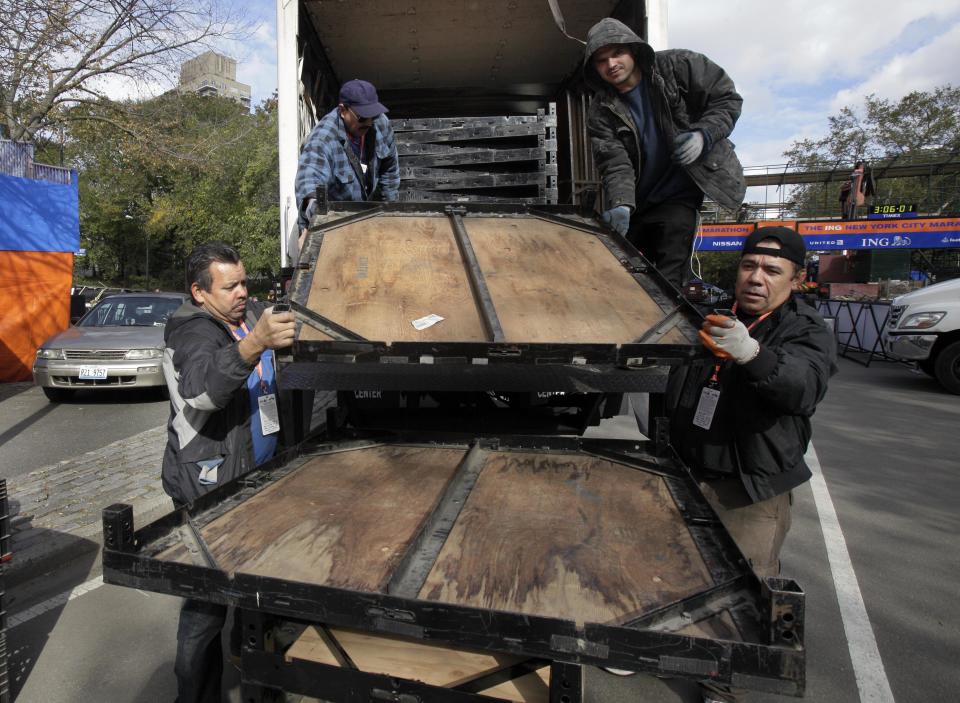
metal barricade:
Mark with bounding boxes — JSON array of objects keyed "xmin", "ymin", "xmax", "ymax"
[{"xmin": 815, "ymin": 299, "xmax": 893, "ymax": 366}]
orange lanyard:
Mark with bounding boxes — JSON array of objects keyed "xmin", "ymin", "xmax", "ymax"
[
  {"xmin": 708, "ymin": 302, "xmax": 772, "ymax": 384},
  {"xmin": 230, "ymin": 321, "xmax": 266, "ymax": 388}
]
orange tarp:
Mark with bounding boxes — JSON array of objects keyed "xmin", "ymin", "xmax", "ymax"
[{"xmin": 0, "ymin": 251, "xmax": 72, "ymax": 382}]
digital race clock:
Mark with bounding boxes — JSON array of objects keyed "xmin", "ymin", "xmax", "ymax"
[{"xmin": 868, "ymin": 204, "xmax": 918, "ymax": 219}]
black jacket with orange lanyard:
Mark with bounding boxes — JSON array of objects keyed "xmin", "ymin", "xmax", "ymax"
[{"xmin": 669, "ymin": 296, "xmax": 838, "ymax": 503}]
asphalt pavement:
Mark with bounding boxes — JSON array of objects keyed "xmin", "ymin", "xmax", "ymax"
[
  {"xmin": 0, "ymin": 382, "xmax": 169, "ymax": 479},
  {"xmin": 1, "ymin": 383, "xmax": 171, "ymax": 585},
  {"xmin": 1, "ymin": 385, "xmax": 330, "ymax": 586}
]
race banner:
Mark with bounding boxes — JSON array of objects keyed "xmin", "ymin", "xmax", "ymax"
[
  {"xmin": 695, "ymin": 217, "xmax": 960, "ymax": 251},
  {"xmin": 798, "ymin": 218, "xmax": 960, "ymax": 250},
  {"xmin": 694, "ymin": 222, "xmax": 755, "ymax": 251}
]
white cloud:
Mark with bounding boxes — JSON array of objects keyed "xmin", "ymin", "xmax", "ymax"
[
  {"xmin": 87, "ymin": 1, "xmax": 960, "ymax": 165},
  {"xmin": 86, "ymin": 72, "xmax": 177, "ymax": 103},
  {"xmin": 217, "ymin": 15, "xmax": 279, "ymax": 106},
  {"xmin": 830, "ymin": 22, "xmax": 960, "ymax": 111},
  {"xmin": 670, "ymin": 0, "xmax": 959, "ymax": 85},
  {"xmin": 668, "ymin": 0, "xmax": 960, "ymax": 168}
]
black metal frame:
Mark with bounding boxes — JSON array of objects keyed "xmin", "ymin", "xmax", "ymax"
[
  {"xmin": 239, "ymin": 607, "xmax": 572, "ymax": 703},
  {"xmin": 283, "ymin": 203, "xmax": 707, "ymax": 390},
  {"xmin": 392, "ymin": 109, "xmax": 560, "ymax": 205},
  {"xmin": 102, "ymin": 435, "xmax": 805, "ymax": 698},
  {"xmin": 335, "ymin": 390, "xmax": 619, "ymax": 438},
  {"xmin": 0, "ymin": 480, "xmax": 9, "ymax": 703}
]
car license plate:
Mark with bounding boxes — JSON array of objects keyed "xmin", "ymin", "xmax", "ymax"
[{"xmin": 79, "ymin": 366, "xmax": 108, "ymax": 380}]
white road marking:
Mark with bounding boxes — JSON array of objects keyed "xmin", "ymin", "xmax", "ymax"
[
  {"xmin": 807, "ymin": 444, "xmax": 896, "ymax": 703},
  {"xmin": 7, "ymin": 575, "xmax": 105, "ymax": 629}
]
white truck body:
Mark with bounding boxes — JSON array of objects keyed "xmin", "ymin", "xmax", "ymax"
[
  {"xmin": 275, "ymin": 0, "xmax": 667, "ymax": 264},
  {"xmin": 882, "ymin": 277, "xmax": 960, "ymax": 393}
]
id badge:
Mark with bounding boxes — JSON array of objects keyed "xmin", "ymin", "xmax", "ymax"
[
  {"xmin": 693, "ymin": 385, "xmax": 721, "ymax": 430},
  {"xmin": 258, "ymin": 393, "xmax": 280, "ymax": 435}
]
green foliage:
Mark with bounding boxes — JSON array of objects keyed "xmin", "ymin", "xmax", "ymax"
[
  {"xmin": 693, "ymin": 252, "xmax": 740, "ymax": 292},
  {"xmin": 1, "ymin": 0, "xmax": 240, "ymax": 143},
  {"xmin": 67, "ymin": 93, "xmax": 280, "ymax": 290},
  {"xmin": 783, "ymin": 86, "xmax": 960, "ymax": 219}
]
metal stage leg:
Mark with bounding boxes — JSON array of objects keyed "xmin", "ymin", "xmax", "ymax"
[
  {"xmin": 239, "ymin": 609, "xmax": 285, "ymax": 703},
  {"xmin": 549, "ymin": 661, "xmax": 583, "ymax": 703}
]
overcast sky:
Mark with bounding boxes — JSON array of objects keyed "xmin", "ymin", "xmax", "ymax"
[
  {"xmin": 223, "ymin": 0, "xmax": 959, "ymax": 170},
  {"xmin": 668, "ymin": 0, "xmax": 960, "ymax": 170}
]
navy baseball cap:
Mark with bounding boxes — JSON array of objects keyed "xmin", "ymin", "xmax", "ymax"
[
  {"xmin": 742, "ymin": 226, "xmax": 806, "ymax": 268},
  {"xmin": 339, "ymin": 79, "xmax": 388, "ymax": 119}
]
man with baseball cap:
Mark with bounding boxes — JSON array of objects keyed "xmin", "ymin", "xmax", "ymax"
[
  {"xmin": 295, "ymin": 79, "xmax": 400, "ymax": 233},
  {"xmin": 669, "ymin": 226, "xmax": 837, "ymax": 702}
]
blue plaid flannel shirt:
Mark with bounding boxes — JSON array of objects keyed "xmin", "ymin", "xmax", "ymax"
[{"xmin": 294, "ymin": 107, "xmax": 400, "ymax": 228}]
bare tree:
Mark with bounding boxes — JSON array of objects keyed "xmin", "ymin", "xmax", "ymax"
[{"xmin": 0, "ymin": 0, "xmax": 246, "ymax": 143}]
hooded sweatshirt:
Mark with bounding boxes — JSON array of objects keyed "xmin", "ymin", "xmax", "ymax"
[
  {"xmin": 160, "ymin": 299, "xmax": 273, "ymax": 505},
  {"xmin": 582, "ymin": 18, "xmax": 746, "ymax": 213}
]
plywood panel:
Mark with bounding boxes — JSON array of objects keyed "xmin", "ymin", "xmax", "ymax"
[
  {"xmin": 174, "ymin": 447, "xmax": 465, "ymax": 591},
  {"xmin": 302, "ymin": 216, "xmax": 486, "ymax": 342},
  {"xmin": 466, "ymin": 218, "xmax": 664, "ymax": 343},
  {"xmin": 661, "ymin": 326, "xmax": 695, "ymax": 345},
  {"xmin": 420, "ymin": 452, "xmax": 714, "ymax": 624},
  {"xmin": 285, "ymin": 625, "xmax": 341, "ymax": 667},
  {"xmin": 478, "ymin": 668, "xmax": 550, "ymax": 703},
  {"xmin": 288, "ymin": 625, "xmax": 547, "ymax": 702},
  {"xmin": 288, "ymin": 626, "xmax": 523, "ymax": 687}
]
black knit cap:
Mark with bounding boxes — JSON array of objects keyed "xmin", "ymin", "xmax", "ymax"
[{"xmin": 742, "ymin": 226, "xmax": 806, "ymax": 268}]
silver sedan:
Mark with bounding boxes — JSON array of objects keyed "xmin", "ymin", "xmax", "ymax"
[{"xmin": 33, "ymin": 292, "xmax": 187, "ymax": 402}]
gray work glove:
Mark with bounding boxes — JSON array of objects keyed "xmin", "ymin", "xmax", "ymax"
[
  {"xmin": 699, "ymin": 315, "xmax": 760, "ymax": 364},
  {"xmin": 672, "ymin": 130, "xmax": 705, "ymax": 166},
  {"xmin": 304, "ymin": 198, "xmax": 319, "ymax": 220},
  {"xmin": 601, "ymin": 205, "xmax": 631, "ymax": 236}
]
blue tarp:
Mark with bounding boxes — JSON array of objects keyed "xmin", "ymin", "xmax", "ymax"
[{"xmin": 0, "ymin": 171, "xmax": 80, "ymax": 252}]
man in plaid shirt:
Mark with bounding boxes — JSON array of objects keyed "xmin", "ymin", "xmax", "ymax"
[{"xmin": 295, "ymin": 79, "xmax": 400, "ymax": 233}]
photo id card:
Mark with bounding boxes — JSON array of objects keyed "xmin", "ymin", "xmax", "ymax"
[
  {"xmin": 258, "ymin": 393, "xmax": 281, "ymax": 435},
  {"xmin": 693, "ymin": 386, "xmax": 721, "ymax": 430}
]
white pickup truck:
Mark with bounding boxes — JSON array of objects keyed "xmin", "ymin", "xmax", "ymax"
[{"xmin": 882, "ymin": 277, "xmax": 960, "ymax": 394}]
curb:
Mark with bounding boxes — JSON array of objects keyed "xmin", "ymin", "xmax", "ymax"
[
  {"xmin": 6, "ymin": 426, "xmax": 169, "ymax": 587},
  {"xmin": 6, "ymin": 391, "xmax": 335, "ymax": 587},
  {"xmin": 5, "ymin": 493, "xmax": 175, "ymax": 589}
]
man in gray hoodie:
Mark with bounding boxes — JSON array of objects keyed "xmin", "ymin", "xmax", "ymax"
[
  {"xmin": 162, "ymin": 241, "xmax": 295, "ymax": 703},
  {"xmin": 583, "ymin": 18, "xmax": 746, "ymax": 289}
]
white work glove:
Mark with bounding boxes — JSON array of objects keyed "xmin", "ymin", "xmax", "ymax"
[
  {"xmin": 672, "ymin": 131, "xmax": 705, "ymax": 166},
  {"xmin": 699, "ymin": 314, "xmax": 760, "ymax": 364},
  {"xmin": 601, "ymin": 205, "xmax": 631, "ymax": 236},
  {"xmin": 304, "ymin": 198, "xmax": 319, "ymax": 220}
]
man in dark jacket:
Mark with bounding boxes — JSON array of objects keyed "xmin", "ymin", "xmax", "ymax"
[
  {"xmin": 162, "ymin": 241, "xmax": 295, "ymax": 703},
  {"xmin": 583, "ymin": 18, "xmax": 746, "ymax": 288},
  {"xmin": 671, "ymin": 227, "xmax": 837, "ymax": 701}
]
